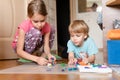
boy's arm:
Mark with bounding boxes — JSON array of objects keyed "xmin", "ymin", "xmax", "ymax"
[
  {"xmin": 83, "ymin": 54, "xmax": 95, "ymax": 64},
  {"xmin": 68, "ymin": 52, "xmax": 77, "ymax": 65},
  {"xmin": 88, "ymin": 54, "xmax": 95, "ymax": 63},
  {"xmin": 68, "ymin": 52, "xmax": 74, "ymax": 60}
]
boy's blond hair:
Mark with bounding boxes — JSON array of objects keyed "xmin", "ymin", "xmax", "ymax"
[{"xmin": 69, "ymin": 20, "xmax": 89, "ymax": 37}]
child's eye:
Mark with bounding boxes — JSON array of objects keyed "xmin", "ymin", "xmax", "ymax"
[
  {"xmin": 71, "ymin": 35, "xmax": 74, "ymax": 37},
  {"xmin": 32, "ymin": 20, "xmax": 45, "ymax": 23},
  {"xmin": 33, "ymin": 20, "xmax": 39, "ymax": 23},
  {"xmin": 40, "ymin": 19, "xmax": 45, "ymax": 22},
  {"xmin": 76, "ymin": 35, "xmax": 81, "ymax": 37}
]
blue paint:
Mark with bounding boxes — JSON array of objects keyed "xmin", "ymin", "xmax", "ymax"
[
  {"xmin": 68, "ymin": 67, "xmax": 78, "ymax": 71},
  {"xmin": 84, "ymin": 67, "xmax": 90, "ymax": 69}
]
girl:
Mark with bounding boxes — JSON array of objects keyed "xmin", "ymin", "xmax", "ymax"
[
  {"xmin": 67, "ymin": 20, "xmax": 98, "ymax": 65},
  {"xmin": 12, "ymin": 0, "xmax": 56, "ymax": 65}
]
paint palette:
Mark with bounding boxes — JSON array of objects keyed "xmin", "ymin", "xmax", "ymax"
[{"xmin": 77, "ymin": 64, "xmax": 112, "ymax": 73}]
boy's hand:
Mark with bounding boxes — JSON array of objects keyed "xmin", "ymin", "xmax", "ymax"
[
  {"xmin": 68, "ymin": 58, "xmax": 77, "ymax": 65},
  {"xmin": 82, "ymin": 57, "xmax": 89, "ymax": 64},
  {"xmin": 36, "ymin": 57, "xmax": 48, "ymax": 66}
]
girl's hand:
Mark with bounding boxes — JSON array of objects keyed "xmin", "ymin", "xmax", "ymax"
[
  {"xmin": 68, "ymin": 58, "xmax": 77, "ymax": 65},
  {"xmin": 47, "ymin": 54, "xmax": 56, "ymax": 62},
  {"xmin": 36, "ymin": 57, "xmax": 48, "ymax": 66}
]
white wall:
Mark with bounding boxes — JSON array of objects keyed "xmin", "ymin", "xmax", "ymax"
[{"xmin": 76, "ymin": 12, "xmax": 103, "ymax": 48}]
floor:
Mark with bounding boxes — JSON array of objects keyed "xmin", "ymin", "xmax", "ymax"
[
  {"xmin": 0, "ymin": 60, "xmax": 19, "ymax": 70},
  {"xmin": 0, "ymin": 59, "xmax": 120, "ymax": 80},
  {"xmin": 0, "ymin": 58, "xmax": 68, "ymax": 70}
]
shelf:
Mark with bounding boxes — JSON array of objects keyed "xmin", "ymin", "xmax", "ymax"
[{"xmin": 106, "ymin": 0, "xmax": 120, "ymax": 6}]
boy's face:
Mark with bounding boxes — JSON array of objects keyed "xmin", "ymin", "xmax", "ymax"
[
  {"xmin": 70, "ymin": 32, "xmax": 86, "ymax": 46},
  {"xmin": 30, "ymin": 13, "xmax": 46, "ymax": 30}
]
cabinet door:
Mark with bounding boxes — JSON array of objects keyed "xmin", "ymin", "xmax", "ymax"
[{"xmin": 0, "ymin": 0, "xmax": 26, "ymax": 59}]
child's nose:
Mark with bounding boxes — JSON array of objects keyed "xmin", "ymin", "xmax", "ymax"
[
  {"xmin": 73, "ymin": 36, "xmax": 77, "ymax": 40},
  {"xmin": 38, "ymin": 22, "xmax": 42, "ymax": 26}
]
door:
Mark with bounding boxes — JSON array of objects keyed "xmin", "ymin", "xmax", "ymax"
[
  {"xmin": 56, "ymin": 0, "xmax": 70, "ymax": 58},
  {"xmin": 0, "ymin": 0, "xmax": 27, "ymax": 59}
]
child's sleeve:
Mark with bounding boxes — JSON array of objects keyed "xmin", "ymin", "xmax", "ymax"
[
  {"xmin": 18, "ymin": 20, "xmax": 30, "ymax": 33},
  {"xmin": 67, "ymin": 40, "xmax": 74, "ymax": 53},
  {"xmin": 87, "ymin": 39, "xmax": 98, "ymax": 56}
]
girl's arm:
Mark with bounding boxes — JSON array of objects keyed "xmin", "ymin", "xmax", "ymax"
[
  {"xmin": 43, "ymin": 32, "xmax": 50, "ymax": 55},
  {"xmin": 43, "ymin": 32, "xmax": 56, "ymax": 61},
  {"xmin": 17, "ymin": 29, "xmax": 39, "ymax": 61},
  {"xmin": 17, "ymin": 29, "xmax": 48, "ymax": 65}
]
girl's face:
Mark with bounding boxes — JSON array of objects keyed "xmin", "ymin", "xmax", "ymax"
[
  {"xmin": 30, "ymin": 13, "xmax": 46, "ymax": 30},
  {"xmin": 70, "ymin": 32, "xmax": 86, "ymax": 46}
]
